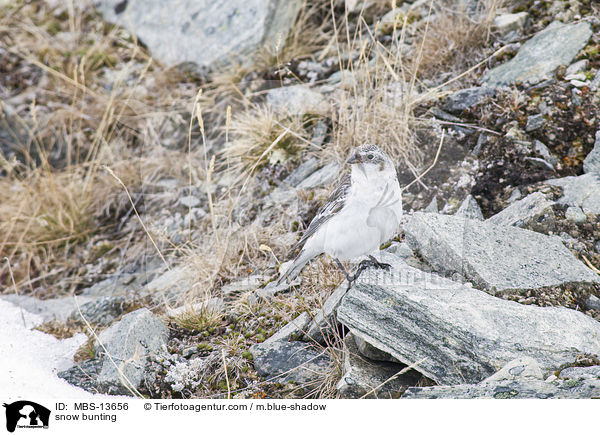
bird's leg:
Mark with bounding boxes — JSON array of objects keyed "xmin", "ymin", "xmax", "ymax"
[
  {"xmin": 351, "ymin": 255, "xmax": 392, "ymax": 282},
  {"xmin": 334, "ymin": 258, "xmax": 354, "ymax": 290}
]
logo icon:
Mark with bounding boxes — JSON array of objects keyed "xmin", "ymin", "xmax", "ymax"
[{"xmin": 3, "ymin": 401, "xmax": 50, "ymax": 433}]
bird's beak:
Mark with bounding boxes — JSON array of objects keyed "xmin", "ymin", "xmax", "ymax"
[{"xmin": 347, "ymin": 154, "xmax": 361, "ymax": 164}]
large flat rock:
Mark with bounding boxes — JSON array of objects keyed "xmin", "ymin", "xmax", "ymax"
[
  {"xmin": 94, "ymin": 0, "xmax": 300, "ymax": 69},
  {"xmin": 483, "ymin": 21, "xmax": 592, "ymax": 87},
  {"xmin": 96, "ymin": 308, "xmax": 168, "ymax": 393},
  {"xmin": 404, "ymin": 212, "xmax": 600, "ymax": 294},
  {"xmin": 487, "ymin": 192, "xmax": 555, "ymax": 228},
  {"xmin": 336, "ymin": 252, "xmax": 600, "ymax": 385}
]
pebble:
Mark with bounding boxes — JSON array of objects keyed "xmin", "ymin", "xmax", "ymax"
[{"xmin": 565, "ymin": 206, "xmax": 586, "ymax": 224}]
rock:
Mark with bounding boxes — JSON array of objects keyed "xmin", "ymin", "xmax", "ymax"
[
  {"xmin": 534, "ymin": 140, "xmax": 558, "ymax": 166},
  {"xmin": 559, "ymin": 365, "xmax": 600, "ymax": 381},
  {"xmin": 58, "ymin": 359, "xmax": 104, "ymax": 394},
  {"xmin": 566, "ymin": 59, "xmax": 589, "ymax": 76},
  {"xmin": 144, "ymin": 266, "xmax": 195, "ymax": 304},
  {"xmin": 283, "ymin": 158, "xmax": 320, "ymax": 187},
  {"xmin": 95, "ymin": 308, "xmax": 168, "ymax": 394},
  {"xmin": 178, "ymin": 195, "xmax": 201, "ymax": 208},
  {"xmin": 296, "ymin": 162, "xmax": 341, "ymax": 190},
  {"xmin": 250, "ymin": 313, "xmax": 332, "ymax": 384},
  {"xmin": 220, "ymin": 275, "xmax": 263, "ymax": 297},
  {"xmin": 524, "ymin": 156, "xmax": 555, "ymax": 171},
  {"xmin": 266, "ymin": 85, "xmax": 331, "ymax": 117},
  {"xmin": 590, "ymin": 69, "xmax": 600, "ymax": 91},
  {"xmin": 482, "ymin": 357, "xmax": 543, "ymax": 383},
  {"xmin": 165, "ymin": 297, "xmax": 225, "ymax": 318},
  {"xmin": 402, "ymin": 377, "xmax": 600, "ymax": 399},
  {"xmin": 336, "ymin": 334, "xmax": 418, "ymax": 398},
  {"xmin": 546, "ymin": 174, "xmax": 600, "ymax": 215},
  {"xmin": 444, "ymin": 87, "xmax": 495, "ymax": 113},
  {"xmin": 493, "ymin": 12, "xmax": 528, "ymax": 36},
  {"xmin": 586, "ymin": 294, "xmax": 600, "ymax": 311},
  {"xmin": 0, "ymin": 294, "xmax": 95, "ymax": 323},
  {"xmin": 383, "ymin": 242, "xmax": 413, "ymax": 259},
  {"xmin": 483, "ymin": 21, "xmax": 592, "ymax": 87},
  {"xmin": 424, "ymin": 196, "xmax": 439, "ymax": 213},
  {"xmin": 353, "ymin": 335, "xmax": 397, "ymax": 363},
  {"xmin": 337, "ymin": 252, "xmax": 600, "ymax": 386},
  {"xmin": 455, "ymin": 194, "xmax": 483, "ymax": 220},
  {"xmin": 405, "ymin": 212, "xmax": 599, "ymax": 294},
  {"xmin": 583, "ymin": 131, "xmax": 600, "ymax": 175},
  {"xmin": 303, "ymin": 285, "xmax": 347, "ymax": 343},
  {"xmin": 67, "ymin": 296, "xmax": 128, "ymax": 326},
  {"xmin": 93, "ymin": 0, "xmax": 301, "ymax": 69},
  {"xmin": 565, "ymin": 206, "xmax": 587, "ymax": 224},
  {"xmin": 525, "ymin": 114, "xmax": 545, "ymax": 132},
  {"xmin": 487, "ymin": 192, "xmax": 555, "ymax": 228},
  {"xmin": 254, "ymin": 275, "xmax": 301, "ymax": 299}
]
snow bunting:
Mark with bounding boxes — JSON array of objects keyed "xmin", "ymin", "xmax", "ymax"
[{"xmin": 277, "ymin": 144, "xmax": 403, "ymax": 287}]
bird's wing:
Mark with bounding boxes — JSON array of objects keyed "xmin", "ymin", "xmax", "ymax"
[{"xmin": 293, "ymin": 174, "xmax": 351, "ymax": 251}]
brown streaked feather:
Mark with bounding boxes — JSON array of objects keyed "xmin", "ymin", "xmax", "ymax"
[{"xmin": 293, "ymin": 174, "xmax": 351, "ymax": 251}]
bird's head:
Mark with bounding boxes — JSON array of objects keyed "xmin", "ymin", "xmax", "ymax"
[{"xmin": 347, "ymin": 144, "xmax": 395, "ymax": 176}]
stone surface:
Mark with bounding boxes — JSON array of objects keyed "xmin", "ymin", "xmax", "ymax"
[
  {"xmin": 165, "ymin": 297, "xmax": 225, "ymax": 317},
  {"xmin": 282, "ymin": 157, "xmax": 320, "ymax": 187},
  {"xmin": 353, "ymin": 335, "xmax": 397, "ymax": 363},
  {"xmin": 67, "ymin": 296, "xmax": 128, "ymax": 326},
  {"xmin": 525, "ymin": 114, "xmax": 545, "ymax": 132},
  {"xmin": 565, "ymin": 206, "xmax": 587, "ymax": 224},
  {"xmin": 0, "ymin": 294, "xmax": 95, "ymax": 323},
  {"xmin": 95, "ymin": 308, "xmax": 168, "ymax": 394},
  {"xmin": 220, "ymin": 275, "xmax": 263, "ymax": 297},
  {"xmin": 336, "ymin": 334, "xmax": 418, "ymax": 399},
  {"xmin": 402, "ymin": 378, "xmax": 600, "ymax": 399},
  {"xmin": 296, "ymin": 162, "xmax": 341, "ymax": 190},
  {"xmin": 455, "ymin": 194, "xmax": 483, "ymax": 220},
  {"xmin": 583, "ymin": 131, "xmax": 600, "ymax": 175},
  {"xmin": 483, "ymin": 21, "xmax": 592, "ymax": 87},
  {"xmin": 404, "ymin": 212, "xmax": 599, "ymax": 294},
  {"xmin": 424, "ymin": 196, "xmax": 439, "ymax": 213},
  {"xmin": 444, "ymin": 87, "xmax": 495, "ymax": 113},
  {"xmin": 482, "ymin": 357, "xmax": 543, "ymax": 383},
  {"xmin": 546, "ymin": 173, "xmax": 600, "ymax": 215},
  {"xmin": 487, "ymin": 192, "xmax": 554, "ymax": 227},
  {"xmin": 94, "ymin": 0, "xmax": 301, "ymax": 69},
  {"xmin": 586, "ymin": 294, "xmax": 600, "ymax": 311},
  {"xmin": 303, "ymin": 285, "xmax": 347, "ymax": 343},
  {"xmin": 336, "ymin": 252, "xmax": 600, "ymax": 385},
  {"xmin": 534, "ymin": 140, "xmax": 558, "ymax": 166},
  {"xmin": 493, "ymin": 12, "xmax": 528, "ymax": 35},
  {"xmin": 58, "ymin": 358, "xmax": 104, "ymax": 394},
  {"xmin": 250, "ymin": 313, "xmax": 332, "ymax": 384},
  {"xmin": 559, "ymin": 365, "xmax": 600, "ymax": 381},
  {"xmin": 266, "ymin": 85, "xmax": 331, "ymax": 117},
  {"xmin": 566, "ymin": 59, "xmax": 589, "ymax": 76}
]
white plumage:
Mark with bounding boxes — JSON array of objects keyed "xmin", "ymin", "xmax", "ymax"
[{"xmin": 277, "ymin": 144, "xmax": 403, "ymax": 285}]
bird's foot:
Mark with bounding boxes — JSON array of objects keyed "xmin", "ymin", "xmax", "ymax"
[{"xmin": 351, "ymin": 255, "xmax": 391, "ymax": 283}]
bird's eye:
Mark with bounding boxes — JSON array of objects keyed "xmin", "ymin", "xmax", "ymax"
[{"xmin": 367, "ymin": 154, "xmax": 374, "ymax": 160}]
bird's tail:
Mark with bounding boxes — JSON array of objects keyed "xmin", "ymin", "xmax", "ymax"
[{"xmin": 275, "ymin": 249, "xmax": 313, "ymax": 286}]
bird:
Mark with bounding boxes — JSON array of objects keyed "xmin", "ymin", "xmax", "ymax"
[{"xmin": 276, "ymin": 144, "xmax": 403, "ymax": 288}]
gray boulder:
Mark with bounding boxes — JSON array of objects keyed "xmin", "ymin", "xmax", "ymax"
[
  {"xmin": 483, "ymin": 21, "xmax": 592, "ymax": 87},
  {"xmin": 336, "ymin": 252, "xmax": 600, "ymax": 385},
  {"xmin": 266, "ymin": 85, "xmax": 331, "ymax": 117},
  {"xmin": 455, "ymin": 194, "xmax": 484, "ymax": 220},
  {"xmin": 0, "ymin": 294, "xmax": 95, "ymax": 323},
  {"xmin": 402, "ymin": 377, "xmax": 600, "ymax": 399},
  {"xmin": 559, "ymin": 365, "xmax": 600, "ymax": 381},
  {"xmin": 94, "ymin": 0, "xmax": 301, "ymax": 69},
  {"xmin": 337, "ymin": 334, "xmax": 419, "ymax": 399},
  {"xmin": 444, "ymin": 87, "xmax": 495, "ymax": 113},
  {"xmin": 404, "ymin": 212, "xmax": 600, "ymax": 294},
  {"xmin": 250, "ymin": 313, "xmax": 333, "ymax": 384},
  {"xmin": 583, "ymin": 131, "xmax": 600, "ymax": 175},
  {"xmin": 487, "ymin": 192, "xmax": 555, "ymax": 228},
  {"xmin": 96, "ymin": 308, "xmax": 168, "ymax": 394},
  {"xmin": 546, "ymin": 173, "xmax": 600, "ymax": 215}
]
